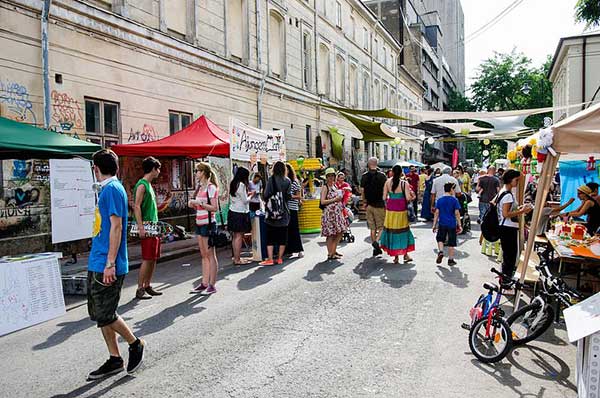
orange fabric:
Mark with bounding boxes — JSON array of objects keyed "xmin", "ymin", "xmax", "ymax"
[{"xmin": 569, "ymin": 245, "xmax": 600, "ymax": 260}]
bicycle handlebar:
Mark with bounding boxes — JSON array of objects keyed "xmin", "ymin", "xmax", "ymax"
[{"xmin": 490, "ymin": 268, "xmax": 524, "ymax": 289}]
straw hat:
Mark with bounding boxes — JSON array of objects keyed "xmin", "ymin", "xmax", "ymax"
[
  {"xmin": 577, "ymin": 185, "xmax": 593, "ymax": 196},
  {"xmin": 324, "ymin": 167, "xmax": 336, "ymax": 176}
]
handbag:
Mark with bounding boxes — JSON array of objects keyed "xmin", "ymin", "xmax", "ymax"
[
  {"xmin": 265, "ymin": 177, "xmax": 286, "ymax": 220},
  {"xmin": 319, "ymin": 185, "xmax": 328, "ymax": 210},
  {"xmin": 205, "ymin": 186, "xmax": 230, "ymax": 248}
]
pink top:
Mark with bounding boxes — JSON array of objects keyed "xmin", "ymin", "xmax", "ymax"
[{"xmin": 195, "ymin": 184, "xmax": 218, "ymax": 226}]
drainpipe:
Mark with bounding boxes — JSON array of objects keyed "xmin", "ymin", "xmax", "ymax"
[
  {"xmin": 256, "ymin": 0, "xmax": 264, "ymax": 128},
  {"xmin": 42, "ymin": 0, "xmax": 52, "ymax": 129},
  {"xmin": 314, "ymin": 6, "xmax": 320, "ymax": 147},
  {"xmin": 582, "ymin": 36, "xmax": 587, "ymax": 111}
]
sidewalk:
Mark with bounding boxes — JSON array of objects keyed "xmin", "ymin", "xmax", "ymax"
[{"xmin": 61, "ymin": 238, "xmax": 202, "ymax": 294}]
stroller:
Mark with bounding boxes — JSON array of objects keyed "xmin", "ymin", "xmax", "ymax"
[
  {"xmin": 456, "ymin": 192, "xmax": 472, "ymax": 234},
  {"xmin": 341, "ymin": 206, "xmax": 356, "ymax": 243}
]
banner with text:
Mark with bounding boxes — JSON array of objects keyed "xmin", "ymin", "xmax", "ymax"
[{"xmin": 229, "ymin": 118, "xmax": 286, "ymax": 165}]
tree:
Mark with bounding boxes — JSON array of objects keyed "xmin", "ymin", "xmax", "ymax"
[
  {"xmin": 469, "ymin": 50, "xmax": 552, "ymax": 128},
  {"xmin": 575, "ymin": 0, "xmax": 600, "ymax": 28},
  {"xmin": 447, "ymin": 90, "xmax": 475, "ymax": 112}
]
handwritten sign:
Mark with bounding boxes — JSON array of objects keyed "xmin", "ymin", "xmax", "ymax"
[{"xmin": 229, "ymin": 118, "xmax": 286, "ymax": 164}]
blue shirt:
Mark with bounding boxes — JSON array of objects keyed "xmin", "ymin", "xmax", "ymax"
[
  {"xmin": 436, "ymin": 195, "xmax": 461, "ymax": 228},
  {"xmin": 89, "ymin": 179, "xmax": 129, "ymax": 276}
]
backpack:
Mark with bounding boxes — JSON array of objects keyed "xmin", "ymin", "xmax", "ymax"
[
  {"xmin": 481, "ymin": 191, "xmax": 512, "ymax": 242},
  {"xmin": 265, "ymin": 177, "xmax": 286, "ymax": 221}
]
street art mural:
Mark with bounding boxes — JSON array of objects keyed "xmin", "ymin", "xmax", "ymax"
[
  {"xmin": 0, "ymin": 159, "xmax": 50, "ymax": 239},
  {"xmin": 120, "ymin": 157, "xmax": 190, "ymax": 219},
  {"xmin": 128, "ymin": 124, "xmax": 160, "ymax": 143},
  {"xmin": 49, "ymin": 90, "xmax": 84, "ymax": 139},
  {"xmin": 0, "ymin": 80, "xmax": 37, "ymax": 124}
]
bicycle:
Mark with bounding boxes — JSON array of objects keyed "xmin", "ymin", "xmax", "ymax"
[
  {"xmin": 464, "ymin": 267, "xmax": 521, "ymax": 363},
  {"xmin": 507, "ymin": 255, "xmax": 582, "ymax": 346}
]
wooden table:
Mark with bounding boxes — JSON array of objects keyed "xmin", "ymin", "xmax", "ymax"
[{"xmin": 544, "ymin": 232, "xmax": 600, "ymax": 290}]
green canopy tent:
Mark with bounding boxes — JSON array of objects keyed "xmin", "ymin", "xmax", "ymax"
[
  {"xmin": 0, "ymin": 116, "xmax": 101, "ymax": 159},
  {"xmin": 339, "ymin": 112, "xmax": 398, "ymax": 142},
  {"xmin": 320, "ymin": 104, "xmax": 408, "ymax": 120}
]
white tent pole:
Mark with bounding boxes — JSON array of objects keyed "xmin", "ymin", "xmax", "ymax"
[{"xmin": 514, "ymin": 153, "xmax": 560, "ymax": 309}]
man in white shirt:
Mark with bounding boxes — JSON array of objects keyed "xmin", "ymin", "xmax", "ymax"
[{"xmin": 431, "ymin": 167, "xmax": 461, "ymax": 213}]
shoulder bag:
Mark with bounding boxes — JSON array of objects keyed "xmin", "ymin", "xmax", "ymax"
[{"xmin": 206, "ymin": 185, "xmax": 229, "ymax": 248}]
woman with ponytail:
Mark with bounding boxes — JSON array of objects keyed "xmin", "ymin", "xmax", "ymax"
[
  {"xmin": 379, "ymin": 164, "xmax": 416, "ymax": 264},
  {"xmin": 188, "ymin": 162, "xmax": 220, "ymax": 295}
]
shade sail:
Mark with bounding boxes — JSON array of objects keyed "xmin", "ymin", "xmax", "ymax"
[
  {"xmin": 340, "ymin": 112, "xmax": 396, "ymax": 142},
  {"xmin": 320, "ymin": 104, "xmax": 407, "ymax": 120},
  {"xmin": 112, "ymin": 116, "xmax": 229, "ymax": 158},
  {"xmin": 552, "ymin": 102, "xmax": 600, "ymax": 154},
  {"xmin": 328, "ymin": 127, "xmax": 345, "ymax": 160},
  {"xmin": 0, "ymin": 116, "xmax": 101, "ymax": 159}
]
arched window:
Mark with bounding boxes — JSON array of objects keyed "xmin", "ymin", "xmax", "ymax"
[
  {"xmin": 349, "ymin": 64, "xmax": 358, "ymax": 107},
  {"xmin": 362, "ymin": 72, "xmax": 370, "ymax": 108},
  {"xmin": 227, "ymin": 0, "xmax": 247, "ymax": 62},
  {"xmin": 373, "ymin": 80, "xmax": 380, "ymax": 108},
  {"xmin": 318, "ymin": 44, "xmax": 330, "ymax": 96},
  {"xmin": 268, "ymin": 11, "xmax": 285, "ymax": 78},
  {"xmin": 335, "ymin": 55, "xmax": 345, "ymax": 103},
  {"xmin": 382, "ymin": 85, "xmax": 388, "ymax": 109}
]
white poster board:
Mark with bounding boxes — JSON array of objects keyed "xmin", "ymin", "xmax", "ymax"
[
  {"xmin": 50, "ymin": 159, "xmax": 96, "ymax": 244},
  {"xmin": 0, "ymin": 254, "xmax": 66, "ymax": 336},
  {"xmin": 229, "ymin": 118, "xmax": 286, "ymax": 164}
]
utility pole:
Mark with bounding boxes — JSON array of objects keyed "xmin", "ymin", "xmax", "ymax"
[{"xmin": 42, "ymin": 0, "xmax": 52, "ymax": 129}]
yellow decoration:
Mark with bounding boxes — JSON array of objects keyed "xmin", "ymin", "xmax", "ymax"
[
  {"xmin": 290, "ymin": 158, "xmax": 323, "ymax": 171},
  {"xmin": 529, "ymin": 138, "xmax": 537, "ymax": 146},
  {"xmin": 507, "ymin": 149, "xmax": 517, "ymax": 161},
  {"xmin": 516, "ymin": 144, "xmax": 523, "ymax": 151},
  {"xmin": 531, "ymin": 146, "xmax": 537, "ymax": 158},
  {"xmin": 483, "ymin": 138, "xmax": 491, "ymax": 146},
  {"xmin": 92, "ymin": 207, "xmax": 101, "ymax": 237}
]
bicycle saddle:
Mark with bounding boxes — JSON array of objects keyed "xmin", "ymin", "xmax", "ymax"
[{"xmin": 483, "ymin": 282, "xmax": 499, "ymax": 292}]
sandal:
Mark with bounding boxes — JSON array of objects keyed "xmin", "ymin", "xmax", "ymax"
[
  {"xmin": 393, "ymin": 256, "xmax": 399, "ymax": 264},
  {"xmin": 404, "ymin": 256, "xmax": 413, "ymax": 263}
]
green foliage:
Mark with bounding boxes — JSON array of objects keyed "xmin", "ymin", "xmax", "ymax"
[
  {"xmin": 465, "ymin": 140, "xmax": 507, "ymax": 166},
  {"xmin": 469, "ymin": 50, "xmax": 552, "ymax": 129},
  {"xmin": 447, "ymin": 90, "xmax": 475, "ymax": 112},
  {"xmin": 575, "ymin": 0, "xmax": 600, "ymax": 27}
]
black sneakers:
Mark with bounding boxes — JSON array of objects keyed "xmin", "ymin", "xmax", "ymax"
[
  {"xmin": 448, "ymin": 258, "xmax": 457, "ymax": 266},
  {"xmin": 88, "ymin": 356, "xmax": 124, "ymax": 380},
  {"xmin": 145, "ymin": 286, "xmax": 163, "ymax": 296},
  {"xmin": 127, "ymin": 339, "xmax": 146, "ymax": 374}
]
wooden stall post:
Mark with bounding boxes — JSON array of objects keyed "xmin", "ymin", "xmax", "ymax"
[{"xmin": 514, "ymin": 153, "xmax": 560, "ymax": 309}]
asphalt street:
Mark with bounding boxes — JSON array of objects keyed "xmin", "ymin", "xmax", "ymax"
[{"xmin": 0, "ymin": 206, "xmax": 577, "ymax": 397}]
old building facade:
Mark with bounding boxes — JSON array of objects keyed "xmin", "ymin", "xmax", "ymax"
[{"xmin": 0, "ymin": 0, "xmax": 424, "ymax": 253}]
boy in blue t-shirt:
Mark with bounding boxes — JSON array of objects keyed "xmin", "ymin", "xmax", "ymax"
[
  {"xmin": 433, "ymin": 182, "xmax": 462, "ymax": 266},
  {"xmin": 86, "ymin": 149, "xmax": 146, "ymax": 380}
]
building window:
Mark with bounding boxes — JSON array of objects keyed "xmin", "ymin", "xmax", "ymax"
[
  {"xmin": 363, "ymin": 27, "xmax": 369, "ymax": 50},
  {"xmin": 85, "ymin": 98, "xmax": 120, "ymax": 147},
  {"xmin": 319, "ymin": 0, "xmax": 326, "ymax": 15},
  {"xmin": 383, "ymin": 85, "xmax": 388, "ymax": 109},
  {"xmin": 318, "ymin": 43, "xmax": 330, "ymax": 96},
  {"xmin": 336, "ymin": 2, "xmax": 342, "ymax": 28},
  {"xmin": 268, "ymin": 10, "xmax": 285, "ymax": 78},
  {"xmin": 315, "ymin": 135, "xmax": 323, "ymax": 159},
  {"xmin": 349, "ymin": 64, "xmax": 358, "ymax": 107},
  {"xmin": 383, "ymin": 144, "xmax": 388, "ymax": 161},
  {"xmin": 227, "ymin": 0, "xmax": 247, "ymax": 62},
  {"xmin": 165, "ymin": 0, "xmax": 187, "ymax": 38},
  {"xmin": 362, "ymin": 72, "xmax": 370, "ymax": 108},
  {"xmin": 169, "ymin": 111, "xmax": 192, "ymax": 134},
  {"xmin": 382, "ymin": 46, "xmax": 387, "ymax": 65},
  {"xmin": 373, "ymin": 80, "xmax": 380, "ymax": 108},
  {"xmin": 350, "ymin": 16, "xmax": 356, "ymax": 41},
  {"xmin": 302, "ymin": 32, "xmax": 312, "ymax": 90},
  {"xmin": 374, "ymin": 38, "xmax": 379, "ymax": 60},
  {"xmin": 335, "ymin": 55, "xmax": 345, "ymax": 103}
]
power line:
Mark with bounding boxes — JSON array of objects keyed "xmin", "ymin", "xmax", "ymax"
[{"xmin": 465, "ymin": 0, "xmax": 524, "ymax": 43}]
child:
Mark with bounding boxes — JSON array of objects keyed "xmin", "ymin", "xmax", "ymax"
[{"xmin": 433, "ymin": 182, "xmax": 462, "ymax": 266}]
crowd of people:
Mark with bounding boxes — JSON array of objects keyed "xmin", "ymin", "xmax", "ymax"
[{"xmin": 84, "ymin": 148, "xmax": 551, "ymax": 381}]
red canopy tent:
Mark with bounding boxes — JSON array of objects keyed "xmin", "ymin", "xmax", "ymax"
[{"xmin": 112, "ymin": 115, "xmax": 229, "ymax": 158}]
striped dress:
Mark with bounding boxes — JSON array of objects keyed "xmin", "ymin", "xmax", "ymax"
[
  {"xmin": 195, "ymin": 184, "xmax": 218, "ymax": 226},
  {"xmin": 379, "ymin": 182, "xmax": 416, "ymax": 256}
]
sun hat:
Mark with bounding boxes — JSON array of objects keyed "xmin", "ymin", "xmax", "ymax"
[
  {"xmin": 325, "ymin": 167, "xmax": 336, "ymax": 176},
  {"xmin": 578, "ymin": 185, "xmax": 593, "ymax": 196}
]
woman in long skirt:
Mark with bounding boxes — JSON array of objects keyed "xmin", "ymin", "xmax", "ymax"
[
  {"xmin": 420, "ymin": 168, "xmax": 434, "ymax": 221},
  {"xmin": 380, "ymin": 165, "xmax": 416, "ymax": 263},
  {"xmin": 285, "ymin": 163, "xmax": 304, "ymax": 256}
]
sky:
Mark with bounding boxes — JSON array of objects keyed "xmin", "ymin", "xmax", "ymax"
[{"xmin": 462, "ymin": 0, "xmax": 590, "ymax": 89}]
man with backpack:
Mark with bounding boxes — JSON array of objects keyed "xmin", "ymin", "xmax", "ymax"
[
  {"xmin": 475, "ymin": 166, "xmax": 500, "ymax": 224},
  {"xmin": 360, "ymin": 157, "xmax": 387, "ymax": 256}
]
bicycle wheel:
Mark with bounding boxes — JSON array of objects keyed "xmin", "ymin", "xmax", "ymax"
[
  {"xmin": 507, "ymin": 303, "xmax": 554, "ymax": 346},
  {"xmin": 469, "ymin": 315, "xmax": 513, "ymax": 363}
]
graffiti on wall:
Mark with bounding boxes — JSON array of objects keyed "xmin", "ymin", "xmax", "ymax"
[
  {"xmin": 49, "ymin": 90, "xmax": 84, "ymax": 139},
  {"xmin": 0, "ymin": 160, "xmax": 50, "ymax": 239},
  {"xmin": 0, "ymin": 80, "xmax": 37, "ymax": 124},
  {"xmin": 128, "ymin": 124, "xmax": 160, "ymax": 143}
]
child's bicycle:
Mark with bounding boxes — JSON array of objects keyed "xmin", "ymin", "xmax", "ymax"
[{"xmin": 462, "ymin": 267, "xmax": 522, "ymax": 363}]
